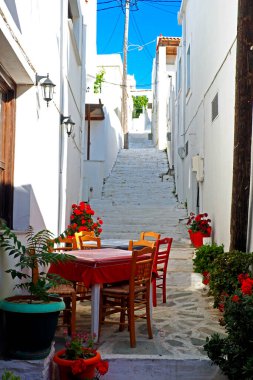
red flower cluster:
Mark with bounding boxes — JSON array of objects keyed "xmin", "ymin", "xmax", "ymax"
[
  {"xmin": 187, "ymin": 212, "xmax": 211, "ymax": 234},
  {"xmin": 202, "ymin": 271, "xmax": 210, "ymax": 285},
  {"xmin": 239, "ymin": 274, "xmax": 253, "ymax": 296},
  {"xmin": 66, "ymin": 201, "xmax": 103, "ymax": 237}
]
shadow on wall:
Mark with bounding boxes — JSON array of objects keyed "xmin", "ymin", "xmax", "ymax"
[{"xmin": 13, "ymin": 184, "xmax": 46, "ymax": 231}]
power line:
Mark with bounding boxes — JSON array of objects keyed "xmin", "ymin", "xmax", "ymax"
[{"xmin": 100, "ymin": 11, "xmax": 123, "ymax": 53}]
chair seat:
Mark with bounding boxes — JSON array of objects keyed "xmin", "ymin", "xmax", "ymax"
[
  {"xmin": 102, "ymin": 283, "xmax": 147, "ymax": 296},
  {"xmin": 49, "ymin": 284, "xmax": 76, "ymax": 295}
]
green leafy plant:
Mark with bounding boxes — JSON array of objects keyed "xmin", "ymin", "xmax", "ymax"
[
  {"xmin": 0, "ymin": 223, "xmax": 74, "ymax": 302},
  {"xmin": 208, "ymin": 251, "xmax": 253, "ymax": 308},
  {"xmin": 132, "ymin": 95, "xmax": 148, "ymax": 118},
  {"xmin": 60, "ymin": 331, "xmax": 109, "ymax": 379},
  {"xmin": 94, "ymin": 68, "xmax": 105, "ymax": 93},
  {"xmin": 2, "ymin": 371, "xmax": 21, "ymax": 380},
  {"xmin": 204, "ymin": 274, "xmax": 253, "ymax": 379},
  {"xmin": 193, "ymin": 243, "xmax": 224, "ymax": 274}
]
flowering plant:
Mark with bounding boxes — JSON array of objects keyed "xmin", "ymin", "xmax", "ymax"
[
  {"xmin": 65, "ymin": 201, "xmax": 103, "ymax": 237},
  {"xmin": 204, "ymin": 273, "xmax": 253, "ymax": 379},
  {"xmin": 62, "ymin": 331, "xmax": 109, "ymax": 379},
  {"xmin": 187, "ymin": 212, "xmax": 211, "ymax": 234}
]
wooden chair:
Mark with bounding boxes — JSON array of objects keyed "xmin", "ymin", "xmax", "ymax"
[
  {"xmin": 77, "ymin": 235, "xmax": 101, "ymax": 250},
  {"xmin": 152, "ymin": 237, "xmax": 173, "ymax": 307},
  {"xmin": 46, "ymin": 239, "xmax": 77, "ymax": 336},
  {"xmin": 128, "ymin": 231, "xmax": 160, "ymax": 251},
  {"xmin": 140, "ymin": 231, "xmax": 161, "ymax": 241},
  {"xmin": 74, "ymin": 231, "xmax": 97, "ymax": 249},
  {"xmin": 48, "ymin": 236, "xmax": 77, "ymax": 252},
  {"xmin": 100, "ymin": 246, "xmax": 155, "ymax": 348},
  {"xmin": 74, "ymin": 232, "xmax": 101, "ymax": 301}
]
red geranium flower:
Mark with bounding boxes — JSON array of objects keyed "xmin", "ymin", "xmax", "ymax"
[{"xmin": 231, "ymin": 295, "xmax": 240, "ymax": 303}]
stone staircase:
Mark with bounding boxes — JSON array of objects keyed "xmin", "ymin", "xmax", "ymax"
[{"xmin": 90, "ymin": 132, "xmax": 189, "ymax": 245}]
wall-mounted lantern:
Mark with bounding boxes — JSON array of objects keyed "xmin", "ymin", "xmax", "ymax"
[
  {"xmin": 60, "ymin": 115, "xmax": 75, "ymax": 137},
  {"xmin": 36, "ymin": 73, "xmax": 56, "ymax": 106}
]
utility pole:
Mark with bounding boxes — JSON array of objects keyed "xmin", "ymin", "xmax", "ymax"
[
  {"xmin": 230, "ymin": 0, "xmax": 253, "ymax": 251},
  {"xmin": 122, "ymin": 0, "xmax": 130, "ymax": 149}
]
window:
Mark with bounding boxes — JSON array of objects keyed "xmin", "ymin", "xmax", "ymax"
[
  {"xmin": 185, "ymin": 141, "xmax": 188, "ymax": 156},
  {"xmin": 186, "ymin": 45, "xmax": 191, "ymax": 92},
  {"xmin": 211, "ymin": 93, "xmax": 219, "ymax": 121},
  {"xmin": 0, "ymin": 67, "xmax": 16, "ymax": 227},
  {"xmin": 177, "ymin": 58, "xmax": 182, "ymax": 92}
]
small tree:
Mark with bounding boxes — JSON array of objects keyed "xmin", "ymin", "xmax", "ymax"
[
  {"xmin": 94, "ymin": 68, "xmax": 105, "ymax": 94},
  {"xmin": 132, "ymin": 95, "xmax": 148, "ymax": 118}
]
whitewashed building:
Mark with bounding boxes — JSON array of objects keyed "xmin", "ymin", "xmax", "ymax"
[
  {"xmin": 0, "ymin": 0, "xmax": 95, "ymax": 298},
  {"xmin": 152, "ymin": 36, "xmax": 180, "ymax": 163},
  {"xmin": 130, "ymin": 88, "xmax": 152, "ymax": 133},
  {"xmin": 83, "ymin": 53, "xmax": 124, "ymax": 201},
  {"xmin": 173, "ymin": 0, "xmax": 238, "ymax": 250}
]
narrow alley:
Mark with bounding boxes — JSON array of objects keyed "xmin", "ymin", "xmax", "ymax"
[{"xmin": 72, "ymin": 134, "xmax": 227, "ymax": 380}]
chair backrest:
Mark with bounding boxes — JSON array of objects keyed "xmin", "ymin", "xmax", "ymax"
[
  {"xmin": 128, "ymin": 239, "xmax": 156, "ymax": 251},
  {"xmin": 75, "ymin": 231, "xmax": 95, "ymax": 249},
  {"xmin": 153, "ymin": 237, "xmax": 173, "ymax": 272},
  {"xmin": 130, "ymin": 247, "xmax": 155, "ymax": 292},
  {"xmin": 139, "ymin": 231, "xmax": 161, "ymax": 241},
  {"xmin": 77, "ymin": 234, "xmax": 101, "ymax": 250},
  {"xmin": 48, "ymin": 236, "xmax": 77, "ymax": 252}
]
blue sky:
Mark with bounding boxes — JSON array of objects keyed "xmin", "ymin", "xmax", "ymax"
[{"xmin": 97, "ymin": 0, "xmax": 182, "ymax": 89}]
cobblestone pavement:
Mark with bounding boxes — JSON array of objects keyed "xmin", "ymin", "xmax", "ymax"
[{"xmin": 54, "ymin": 244, "xmax": 227, "ymax": 379}]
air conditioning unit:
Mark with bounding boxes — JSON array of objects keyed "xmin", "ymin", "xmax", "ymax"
[
  {"xmin": 178, "ymin": 147, "xmax": 186, "ymax": 159},
  {"xmin": 192, "ymin": 155, "xmax": 204, "ymax": 182}
]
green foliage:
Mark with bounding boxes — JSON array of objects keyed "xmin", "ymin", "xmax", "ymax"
[
  {"xmin": 193, "ymin": 243, "xmax": 224, "ymax": 274},
  {"xmin": 0, "ymin": 223, "xmax": 75, "ymax": 302},
  {"xmin": 94, "ymin": 68, "xmax": 105, "ymax": 93},
  {"xmin": 2, "ymin": 371, "xmax": 21, "ymax": 380},
  {"xmin": 208, "ymin": 251, "xmax": 253, "ymax": 307},
  {"xmin": 204, "ymin": 292, "xmax": 253, "ymax": 379},
  {"xmin": 132, "ymin": 95, "xmax": 148, "ymax": 118}
]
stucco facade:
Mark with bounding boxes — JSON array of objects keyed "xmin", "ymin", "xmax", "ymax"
[
  {"xmin": 173, "ymin": 0, "xmax": 238, "ymax": 250},
  {"xmin": 0, "ymin": 0, "xmax": 94, "ymax": 298}
]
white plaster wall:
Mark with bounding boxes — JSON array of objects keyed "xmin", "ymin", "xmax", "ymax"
[
  {"xmin": 174, "ymin": 0, "xmax": 238, "ymax": 250},
  {"xmin": 0, "ymin": 0, "xmax": 92, "ymax": 296}
]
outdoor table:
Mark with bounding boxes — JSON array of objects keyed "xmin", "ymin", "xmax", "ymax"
[{"xmin": 48, "ymin": 248, "xmax": 136, "ymax": 341}]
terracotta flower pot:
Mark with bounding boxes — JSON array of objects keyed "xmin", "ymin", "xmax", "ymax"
[
  {"xmin": 53, "ymin": 348, "xmax": 101, "ymax": 380},
  {"xmin": 188, "ymin": 228, "xmax": 212, "ymax": 248}
]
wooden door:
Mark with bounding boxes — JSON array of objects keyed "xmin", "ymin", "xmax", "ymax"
[{"xmin": 0, "ymin": 67, "xmax": 16, "ymax": 227}]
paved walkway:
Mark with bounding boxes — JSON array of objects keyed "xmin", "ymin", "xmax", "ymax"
[{"xmin": 59, "ymin": 133, "xmax": 227, "ymax": 379}]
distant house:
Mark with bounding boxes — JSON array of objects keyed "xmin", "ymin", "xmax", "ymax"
[
  {"xmin": 83, "ymin": 53, "xmax": 124, "ymax": 200},
  {"xmin": 152, "ymin": 36, "xmax": 180, "ymax": 163}
]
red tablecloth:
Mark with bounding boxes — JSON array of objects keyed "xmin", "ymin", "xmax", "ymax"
[{"xmin": 48, "ymin": 248, "xmax": 133, "ymax": 287}]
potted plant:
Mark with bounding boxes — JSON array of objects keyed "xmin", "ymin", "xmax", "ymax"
[
  {"xmin": 187, "ymin": 212, "xmax": 212, "ymax": 248},
  {"xmin": 192, "ymin": 243, "xmax": 224, "ymax": 286},
  {"xmin": 53, "ymin": 331, "xmax": 109, "ymax": 380},
  {"xmin": 64, "ymin": 201, "xmax": 103, "ymax": 238},
  {"xmin": 0, "ymin": 222, "xmax": 74, "ymax": 359}
]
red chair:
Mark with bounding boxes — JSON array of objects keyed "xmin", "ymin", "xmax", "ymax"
[{"xmin": 153, "ymin": 237, "xmax": 173, "ymax": 307}]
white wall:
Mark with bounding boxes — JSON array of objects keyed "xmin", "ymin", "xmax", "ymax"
[
  {"xmin": 82, "ymin": 54, "xmax": 124, "ymax": 200},
  {"xmin": 0, "ymin": 0, "xmax": 93, "ymax": 297},
  {"xmin": 173, "ymin": 0, "xmax": 238, "ymax": 249}
]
